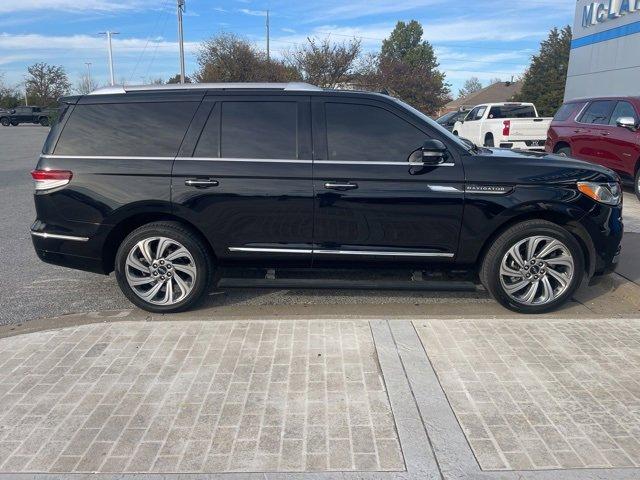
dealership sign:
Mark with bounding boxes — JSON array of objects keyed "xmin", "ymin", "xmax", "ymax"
[{"xmin": 582, "ymin": 0, "xmax": 640, "ymax": 27}]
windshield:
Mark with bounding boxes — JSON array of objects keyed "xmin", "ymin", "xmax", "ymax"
[{"xmin": 390, "ymin": 97, "xmax": 475, "ymax": 152}]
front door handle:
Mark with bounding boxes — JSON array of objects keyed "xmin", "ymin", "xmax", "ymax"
[
  {"xmin": 324, "ymin": 182, "xmax": 358, "ymax": 191},
  {"xmin": 185, "ymin": 178, "xmax": 219, "ymax": 188},
  {"xmin": 600, "ymin": 132, "xmax": 610, "ymax": 136}
]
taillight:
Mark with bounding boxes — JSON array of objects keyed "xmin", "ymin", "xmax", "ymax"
[
  {"xmin": 31, "ymin": 169, "xmax": 73, "ymax": 191},
  {"xmin": 502, "ymin": 120, "xmax": 511, "ymax": 137}
]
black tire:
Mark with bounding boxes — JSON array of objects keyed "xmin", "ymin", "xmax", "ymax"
[
  {"xmin": 484, "ymin": 134, "xmax": 494, "ymax": 148},
  {"xmin": 114, "ymin": 221, "xmax": 214, "ymax": 313},
  {"xmin": 10, "ymin": 120, "xmax": 18, "ymax": 126},
  {"xmin": 39, "ymin": 117, "xmax": 49, "ymax": 127},
  {"xmin": 480, "ymin": 220, "xmax": 585, "ymax": 314},
  {"xmin": 452, "ymin": 130, "xmax": 458, "ymax": 136},
  {"xmin": 0, "ymin": 117, "xmax": 9, "ymax": 127},
  {"xmin": 555, "ymin": 146, "xmax": 572, "ymax": 157},
  {"xmin": 635, "ymin": 167, "xmax": 640, "ymax": 202}
]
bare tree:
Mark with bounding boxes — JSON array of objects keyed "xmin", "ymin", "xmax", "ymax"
[
  {"xmin": 195, "ymin": 33, "xmax": 300, "ymax": 83},
  {"xmin": 284, "ymin": 37, "xmax": 361, "ymax": 88},
  {"xmin": 458, "ymin": 77, "xmax": 483, "ymax": 98},
  {"xmin": 75, "ymin": 74, "xmax": 98, "ymax": 95},
  {"xmin": 25, "ymin": 63, "xmax": 71, "ymax": 106}
]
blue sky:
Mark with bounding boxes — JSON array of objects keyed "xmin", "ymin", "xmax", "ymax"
[{"xmin": 0, "ymin": 0, "xmax": 576, "ymax": 95}]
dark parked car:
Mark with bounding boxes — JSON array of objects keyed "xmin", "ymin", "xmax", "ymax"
[
  {"xmin": 436, "ymin": 108, "xmax": 470, "ymax": 131},
  {"xmin": 31, "ymin": 82, "xmax": 623, "ymax": 314},
  {"xmin": 1, "ymin": 106, "xmax": 56, "ymax": 126},
  {"xmin": 546, "ymin": 96, "xmax": 640, "ymax": 199}
]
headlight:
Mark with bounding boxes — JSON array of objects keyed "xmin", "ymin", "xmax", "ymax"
[{"xmin": 577, "ymin": 181, "xmax": 621, "ymax": 206}]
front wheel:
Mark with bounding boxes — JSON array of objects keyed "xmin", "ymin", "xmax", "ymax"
[
  {"xmin": 115, "ymin": 222, "xmax": 214, "ymax": 313},
  {"xmin": 556, "ymin": 146, "xmax": 571, "ymax": 157},
  {"xmin": 10, "ymin": 120, "xmax": 18, "ymax": 126},
  {"xmin": 635, "ymin": 167, "xmax": 640, "ymax": 202},
  {"xmin": 39, "ymin": 117, "xmax": 49, "ymax": 127},
  {"xmin": 480, "ymin": 220, "xmax": 584, "ymax": 313}
]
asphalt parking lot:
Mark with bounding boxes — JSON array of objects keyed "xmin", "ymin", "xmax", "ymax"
[{"xmin": 2, "ymin": 125, "xmax": 640, "ymax": 326}]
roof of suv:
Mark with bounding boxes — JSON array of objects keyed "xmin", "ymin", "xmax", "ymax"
[
  {"xmin": 565, "ymin": 96, "xmax": 640, "ymax": 103},
  {"xmin": 88, "ymin": 82, "xmax": 324, "ymax": 95}
]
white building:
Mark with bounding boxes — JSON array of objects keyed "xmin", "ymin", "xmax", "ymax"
[{"xmin": 565, "ymin": 0, "xmax": 640, "ymax": 100}]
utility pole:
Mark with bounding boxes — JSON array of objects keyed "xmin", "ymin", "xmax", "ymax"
[
  {"xmin": 24, "ymin": 87, "xmax": 28, "ymax": 106},
  {"xmin": 99, "ymin": 31, "xmax": 119, "ymax": 86},
  {"xmin": 266, "ymin": 10, "xmax": 270, "ymax": 62},
  {"xmin": 177, "ymin": 0, "xmax": 186, "ymax": 84}
]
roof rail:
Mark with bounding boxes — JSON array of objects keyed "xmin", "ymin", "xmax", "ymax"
[{"xmin": 87, "ymin": 82, "xmax": 322, "ymax": 95}]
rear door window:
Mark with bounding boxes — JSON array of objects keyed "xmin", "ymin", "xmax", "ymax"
[
  {"xmin": 325, "ymin": 102, "xmax": 426, "ymax": 162},
  {"xmin": 579, "ymin": 101, "xmax": 616, "ymax": 125},
  {"xmin": 54, "ymin": 102, "xmax": 199, "ymax": 156},
  {"xmin": 219, "ymin": 101, "xmax": 298, "ymax": 159},
  {"xmin": 609, "ymin": 101, "xmax": 638, "ymax": 125}
]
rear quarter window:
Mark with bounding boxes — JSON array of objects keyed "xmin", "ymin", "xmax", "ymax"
[
  {"xmin": 553, "ymin": 102, "xmax": 585, "ymax": 122},
  {"xmin": 54, "ymin": 102, "xmax": 199, "ymax": 157}
]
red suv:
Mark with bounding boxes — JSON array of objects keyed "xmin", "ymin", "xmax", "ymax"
[{"xmin": 546, "ymin": 97, "xmax": 640, "ymax": 199}]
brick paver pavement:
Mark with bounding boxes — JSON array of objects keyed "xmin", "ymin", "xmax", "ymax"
[
  {"xmin": 0, "ymin": 320, "xmax": 404, "ymax": 473},
  {"xmin": 415, "ymin": 319, "xmax": 640, "ymax": 471}
]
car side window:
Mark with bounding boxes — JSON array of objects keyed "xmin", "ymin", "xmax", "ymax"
[
  {"xmin": 55, "ymin": 102, "xmax": 199, "ymax": 157},
  {"xmin": 609, "ymin": 101, "xmax": 638, "ymax": 125},
  {"xmin": 579, "ymin": 101, "xmax": 616, "ymax": 125},
  {"xmin": 465, "ymin": 106, "xmax": 486, "ymax": 121},
  {"xmin": 325, "ymin": 102, "xmax": 427, "ymax": 163},
  {"xmin": 220, "ymin": 101, "xmax": 298, "ymax": 159}
]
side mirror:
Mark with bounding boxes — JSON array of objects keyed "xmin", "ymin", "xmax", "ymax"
[
  {"xmin": 616, "ymin": 117, "xmax": 638, "ymax": 131},
  {"xmin": 415, "ymin": 139, "xmax": 448, "ymax": 165}
]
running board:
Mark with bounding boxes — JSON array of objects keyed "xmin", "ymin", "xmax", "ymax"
[{"xmin": 217, "ymin": 277, "xmax": 480, "ymax": 292}]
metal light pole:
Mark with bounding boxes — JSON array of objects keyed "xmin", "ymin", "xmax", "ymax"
[
  {"xmin": 177, "ymin": 0, "xmax": 186, "ymax": 84},
  {"xmin": 85, "ymin": 62, "xmax": 92, "ymax": 86},
  {"xmin": 99, "ymin": 31, "xmax": 119, "ymax": 86},
  {"xmin": 266, "ymin": 10, "xmax": 270, "ymax": 62}
]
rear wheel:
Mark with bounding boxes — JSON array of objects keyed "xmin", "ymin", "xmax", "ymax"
[
  {"xmin": 10, "ymin": 120, "xmax": 18, "ymax": 126},
  {"xmin": 480, "ymin": 220, "xmax": 584, "ymax": 313},
  {"xmin": 555, "ymin": 146, "xmax": 571, "ymax": 157},
  {"xmin": 39, "ymin": 117, "xmax": 49, "ymax": 127},
  {"xmin": 635, "ymin": 167, "xmax": 640, "ymax": 201},
  {"xmin": 115, "ymin": 221, "xmax": 214, "ymax": 313},
  {"xmin": 484, "ymin": 134, "xmax": 494, "ymax": 147}
]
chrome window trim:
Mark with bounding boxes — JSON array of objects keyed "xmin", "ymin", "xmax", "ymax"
[
  {"xmin": 574, "ymin": 100, "xmax": 618, "ymax": 126},
  {"xmin": 31, "ymin": 231, "xmax": 89, "ymax": 242},
  {"xmin": 40, "ymin": 155, "xmax": 454, "ymax": 166},
  {"xmin": 228, "ymin": 246, "xmax": 453, "ymax": 258},
  {"xmin": 87, "ymin": 82, "xmax": 323, "ymax": 95}
]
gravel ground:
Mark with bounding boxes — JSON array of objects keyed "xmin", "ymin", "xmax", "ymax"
[{"xmin": 0, "ymin": 126, "xmax": 489, "ymax": 325}]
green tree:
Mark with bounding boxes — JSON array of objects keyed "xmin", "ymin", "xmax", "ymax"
[
  {"xmin": 167, "ymin": 74, "xmax": 192, "ymax": 84},
  {"xmin": 25, "ymin": 63, "xmax": 71, "ymax": 106},
  {"xmin": 514, "ymin": 26, "xmax": 571, "ymax": 116},
  {"xmin": 0, "ymin": 73, "xmax": 21, "ymax": 109},
  {"xmin": 370, "ymin": 20, "xmax": 450, "ymax": 115},
  {"xmin": 458, "ymin": 77, "xmax": 483, "ymax": 99},
  {"xmin": 195, "ymin": 33, "xmax": 300, "ymax": 83}
]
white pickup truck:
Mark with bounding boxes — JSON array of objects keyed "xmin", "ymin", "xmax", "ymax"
[{"xmin": 452, "ymin": 102, "xmax": 552, "ymax": 151}]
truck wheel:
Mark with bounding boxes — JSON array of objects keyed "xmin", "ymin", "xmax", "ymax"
[
  {"xmin": 480, "ymin": 220, "xmax": 584, "ymax": 314},
  {"xmin": 556, "ymin": 146, "xmax": 571, "ymax": 157},
  {"xmin": 114, "ymin": 221, "xmax": 214, "ymax": 313},
  {"xmin": 484, "ymin": 134, "xmax": 494, "ymax": 147},
  {"xmin": 0, "ymin": 117, "xmax": 8, "ymax": 126},
  {"xmin": 39, "ymin": 117, "xmax": 49, "ymax": 127},
  {"xmin": 10, "ymin": 120, "xmax": 18, "ymax": 126}
]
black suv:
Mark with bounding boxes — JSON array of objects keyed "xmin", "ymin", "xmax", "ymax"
[{"xmin": 31, "ymin": 82, "xmax": 623, "ymax": 314}]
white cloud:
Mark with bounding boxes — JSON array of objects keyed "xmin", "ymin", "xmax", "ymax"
[
  {"xmin": 239, "ymin": 8, "xmax": 267, "ymax": 17},
  {"xmin": 0, "ymin": 0, "xmax": 155, "ymax": 14}
]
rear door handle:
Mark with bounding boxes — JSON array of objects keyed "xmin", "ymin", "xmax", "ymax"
[
  {"xmin": 185, "ymin": 178, "xmax": 219, "ymax": 188},
  {"xmin": 324, "ymin": 182, "xmax": 358, "ymax": 191},
  {"xmin": 600, "ymin": 132, "xmax": 610, "ymax": 136}
]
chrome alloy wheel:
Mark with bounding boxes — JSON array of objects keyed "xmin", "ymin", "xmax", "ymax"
[
  {"xmin": 499, "ymin": 235, "xmax": 574, "ymax": 306},
  {"xmin": 125, "ymin": 236, "xmax": 197, "ymax": 305}
]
